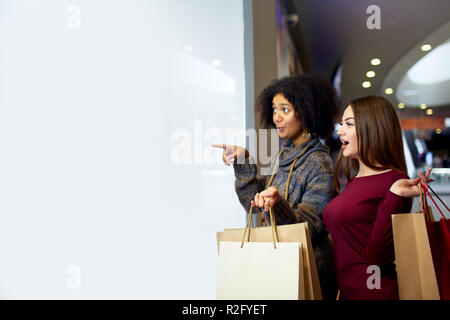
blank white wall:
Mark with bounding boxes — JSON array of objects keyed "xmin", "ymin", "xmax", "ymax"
[{"xmin": 0, "ymin": 0, "xmax": 247, "ymax": 299}]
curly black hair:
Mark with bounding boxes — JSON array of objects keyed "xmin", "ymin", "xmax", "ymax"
[{"xmin": 256, "ymin": 74, "xmax": 338, "ymax": 139}]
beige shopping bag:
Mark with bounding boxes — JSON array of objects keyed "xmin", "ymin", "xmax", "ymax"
[
  {"xmin": 217, "ymin": 211, "xmax": 322, "ymax": 299},
  {"xmin": 392, "ymin": 211, "xmax": 440, "ymax": 300},
  {"xmin": 216, "ymin": 241, "xmax": 304, "ymax": 300}
]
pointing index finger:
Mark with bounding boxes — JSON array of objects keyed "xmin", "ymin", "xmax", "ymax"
[{"xmin": 211, "ymin": 144, "xmax": 226, "ymax": 149}]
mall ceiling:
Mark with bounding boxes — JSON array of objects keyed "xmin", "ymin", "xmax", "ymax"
[{"xmin": 285, "ymin": 0, "xmax": 450, "ymax": 118}]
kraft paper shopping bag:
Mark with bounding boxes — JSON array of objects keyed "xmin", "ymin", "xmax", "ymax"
[
  {"xmin": 392, "ymin": 212, "xmax": 440, "ymax": 300},
  {"xmin": 217, "ymin": 221, "xmax": 322, "ymax": 300}
]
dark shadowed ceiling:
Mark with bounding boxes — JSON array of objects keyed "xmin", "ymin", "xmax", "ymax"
[{"xmin": 284, "ymin": 0, "xmax": 450, "ymax": 119}]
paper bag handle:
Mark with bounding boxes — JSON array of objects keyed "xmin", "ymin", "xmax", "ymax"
[
  {"xmin": 260, "ymin": 149, "xmax": 300, "ymax": 226},
  {"xmin": 418, "ymin": 183, "xmax": 424, "ymax": 213},
  {"xmin": 418, "ymin": 183, "xmax": 433, "ymax": 222},
  {"xmin": 240, "ymin": 206, "xmax": 279, "ymax": 249},
  {"xmin": 428, "ymin": 185, "xmax": 450, "ymax": 213},
  {"xmin": 266, "ymin": 150, "xmax": 300, "ymax": 201},
  {"xmin": 422, "ymin": 183, "xmax": 448, "ymax": 220}
]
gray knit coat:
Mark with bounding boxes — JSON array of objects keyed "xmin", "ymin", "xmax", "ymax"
[{"xmin": 233, "ymin": 137, "xmax": 338, "ymax": 300}]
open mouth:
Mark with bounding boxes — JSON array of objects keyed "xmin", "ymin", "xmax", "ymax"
[{"xmin": 341, "ymin": 140, "xmax": 349, "ymax": 148}]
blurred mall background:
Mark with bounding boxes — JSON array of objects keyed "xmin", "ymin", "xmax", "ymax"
[{"xmin": 254, "ymin": 0, "xmax": 450, "ymax": 212}]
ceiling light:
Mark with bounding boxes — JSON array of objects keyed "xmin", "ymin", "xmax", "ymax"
[
  {"xmin": 420, "ymin": 103, "xmax": 427, "ymax": 109},
  {"xmin": 366, "ymin": 71, "xmax": 376, "ymax": 78},
  {"xmin": 426, "ymin": 109, "xmax": 433, "ymax": 115},
  {"xmin": 385, "ymin": 88, "xmax": 394, "ymax": 95},
  {"xmin": 421, "ymin": 44, "xmax": 432, "ymax": 52},
  {"xmin": 371, "ymin": 58, "xmax": 381, "ymax": 66},
  {"xmin": 398, "ymin": 102, "xmax": 405, "ymax": 109},
  {"xmin": 407, "ymin": 41, "xmax": 450, "ymax": 85},
  {"xmin": 362, "ymin": 81, "xmax": 371, "ymax": 88}
]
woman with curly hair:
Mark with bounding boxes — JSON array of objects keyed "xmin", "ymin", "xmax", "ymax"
[{"xmin": 213, "ymin": 74, "xmax": 339, "ymax": 300}]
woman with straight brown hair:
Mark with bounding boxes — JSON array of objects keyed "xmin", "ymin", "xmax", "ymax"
[{"xmin": 323, "ymin": 96, "xmax": 429, "ymax": 300}]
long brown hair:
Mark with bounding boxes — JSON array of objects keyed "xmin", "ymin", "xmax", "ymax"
[{"xmin": 334, "ymin": 96, "xmax": 407, "ymax": 192}]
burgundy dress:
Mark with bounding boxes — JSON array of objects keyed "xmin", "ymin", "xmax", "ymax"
[{"xmin": 323, "ymin": 170, "xmax": 412, "ymax": 300}]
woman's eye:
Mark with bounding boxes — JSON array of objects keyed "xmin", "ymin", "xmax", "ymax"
[
  {"xmin": 283, "ymin": 108, "xmax": 289, "ymax": 113},
  {"xmin": 272, "ymin": 108, "xmax": 277, "ymax": 114},
  {"xmin": 346, "ymin": 122, "xmax": 354, "ymax": 127}
]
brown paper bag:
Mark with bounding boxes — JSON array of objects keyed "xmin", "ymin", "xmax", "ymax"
[
  {"xmin": 392, "ymin": 212, "xmax": 440, "ymax": 300},
  {"xmin": 217, "ymin": 222, "xmax": 322, "ymax": 300}
]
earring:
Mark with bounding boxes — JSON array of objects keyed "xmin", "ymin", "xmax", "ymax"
[{"xmin": 303, "ymin": 131, "xmax": 311, "ymax": 139}]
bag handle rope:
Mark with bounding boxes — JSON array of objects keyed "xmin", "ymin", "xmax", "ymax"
[
  {"xmin": 418, "ymin": 182, "xmax": 433, "ymax": 223},
  {"xmin": 241, "ymin": 206, "xmax": 279, "ymax": 249},
  {"xmin": 428, "ymin": 185, "xmax": 450, "ymax": 213},
  {"xmin": 261, "ymin": 149, "xmax": 300, "ymax": 226},
  {"xmin": 241, "ymin": 149, "xmax": 301, "ymax": 248},
  {"xmin": 421, "ymin": 183, "xmax": 448, "ymax": 220},
  {"xmin": 266, "ymin": 149, "xmax": 301, "ymax": 201}
]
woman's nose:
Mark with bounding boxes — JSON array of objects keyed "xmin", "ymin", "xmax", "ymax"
[{"xmin": 273, "ymin": 111, "xmax": 282, "ymax": 123}]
